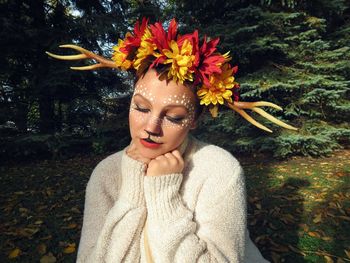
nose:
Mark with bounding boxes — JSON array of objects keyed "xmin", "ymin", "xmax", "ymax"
[{"xmin": 144, "ymin": 115, "xmax": 162, "ymax": 136}]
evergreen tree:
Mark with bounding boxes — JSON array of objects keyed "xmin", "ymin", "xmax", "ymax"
[
  {"xmin": 1, "ymin": 0, "xmax": 134, "ymax": 134},
  {"xmin": 168, "ymin": 0, "xmax": 350, "ymax": 157}
]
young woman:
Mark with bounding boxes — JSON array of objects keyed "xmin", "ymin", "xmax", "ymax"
[{"xmin": 47, "ymin": 18, "xmax": 296, "ymax": 262}]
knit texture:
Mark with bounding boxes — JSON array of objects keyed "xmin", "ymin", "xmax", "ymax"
[{"xmin": 76, "ymin": 135, "xmax": 270, "ymax": 263}]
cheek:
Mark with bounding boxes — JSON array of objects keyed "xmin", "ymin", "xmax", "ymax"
[
  {"xmin": 129, "ymin": 101, "xmax": 147, "ymax": 124},
  {"xmin": 161, "ymin": 119, "xmax": 192, "ymax": 140},
  {"xmin": 162, "ymin": 118, "xmax": 193, "ymax": 131},
  {"xmin": 129, "ymin": 108, "xmax": 147, "ymax": 136}
]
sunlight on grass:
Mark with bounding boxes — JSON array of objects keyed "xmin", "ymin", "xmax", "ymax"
[
  {"xmin": 242, "ymin": 149, "xmax": 350, "ymax": 263},
  {"xmin": 0, "ymin": 150, "xmax": 349, "ymax": 262}
]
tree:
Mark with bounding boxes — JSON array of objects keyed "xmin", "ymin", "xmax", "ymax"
[
  {"xmin": 0, "ymin": 0, "xmax": 135, "ymax": 133},
  {"xmin": 169, "ymin": 0, "xmax": 350, "ymax": 157}
]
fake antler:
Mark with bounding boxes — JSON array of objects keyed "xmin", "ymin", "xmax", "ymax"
[
  {"xmin": 46, "ymin": 44, "xmax": 118, "ymax": 70},
  {"xmin": 46, "ymin": 45, "xmax": 298, "ymax": 133},
  {"xmin": 227, "ymin": 101, "xmax": 298, "ymax": 133}
]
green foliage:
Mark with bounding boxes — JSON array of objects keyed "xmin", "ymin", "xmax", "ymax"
[
  {"xmin": 0, "ymin": 0, "xmax": 145, "ymax": 134},
  {"xmin": 271, "ymin": 133, "xmax": 339, "ymax": 158},
  {"xmin": 92, "ymin": 116, "xmax": 130, "ymax": 154},
  {"xmin": 172, "ymin": 2, "xmax": 350, "ymax": 158},
  {"xmin": 0, "ymin": 134, "xmax": 92, "ymax": 162},
  {"xmin": 1, "ymin": 0, "xmax": 350, "ymax": 159}
]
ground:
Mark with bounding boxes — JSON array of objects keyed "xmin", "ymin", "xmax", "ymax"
[{"xmin": 0, "ymin": 150, "xmax": 349, "ymax": 262}]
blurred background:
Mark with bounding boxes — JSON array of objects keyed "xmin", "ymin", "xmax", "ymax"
[{"xmin": 0, "ymin": 0, "xmax": 349, "ymax": 262}]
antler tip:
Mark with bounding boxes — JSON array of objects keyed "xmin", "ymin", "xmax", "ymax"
[
  {"xmin": 59, "ymin": 44, "xmax": 74, "ymax": 48},
  {"xmin": 46, "ymin": 51, "xmax": 58, "ymax": 59}
]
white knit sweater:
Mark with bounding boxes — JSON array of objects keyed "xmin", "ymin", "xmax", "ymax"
[{"xmin": 76, "ymin": 135, "xmax": 269, "ymax": 263}]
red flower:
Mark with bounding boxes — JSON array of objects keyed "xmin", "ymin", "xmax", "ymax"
[
  {"xmin": 150, "ymin": 18, "xmax": 177, "ymax": 51},
  {"xmin": 195, "ymin": 36, "xmax": 227, "ymax": 86},
  {"xmin": 149, "ymin": 18, "xmax": 178, "ymax": 68},
  {"xmin": 177, "ymin": 30, "xmax": 200, "ymax": 68},
  {"xmin": 120, "ymin": 17, "xmax": 149, "ymax": 54}
]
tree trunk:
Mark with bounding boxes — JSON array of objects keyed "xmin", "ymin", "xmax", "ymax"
[
  {"xmin": 30, "ymin": 0, "xmax": 56, "ymax": 134},
  {"xmin": 38, "ymin": 94, "xmax": 55, "ymax": 133}
]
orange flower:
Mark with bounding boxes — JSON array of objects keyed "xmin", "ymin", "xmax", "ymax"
[
  {"xmin": 112, "ymin": 37, "xmax": 133, "ymax": 70},
  {"xmin": 163, "ymin": 39, "xmax": 195, "ymax": 83},
  {"xmin": 197, "ymin": 63, "xmax": 238, "ymax": 116},
  {"xmin": 133, "ymin": 28, "xmax": 157, "ymax": 70}
]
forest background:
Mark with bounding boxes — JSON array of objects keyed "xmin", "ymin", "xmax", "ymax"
[
  {"xmin": 0, "ymin": 0, "xmax": 349, "ymax": 262},
  {"xmin": 1, "ymin": 0, "xmax": 349, "ymax": 160}
]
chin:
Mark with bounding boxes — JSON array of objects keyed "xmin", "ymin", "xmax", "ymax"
[
  {"xmin": 135, "ymin": 140, "xmax": 166, "ymax": 158},
  {"xmin": 139, "ymin": 147, "xmax": 165, "ymax": 159}
]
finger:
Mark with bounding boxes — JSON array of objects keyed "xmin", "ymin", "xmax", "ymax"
[
  {"xmin": 163, "ymin": 153, "xmax": 178, "ymax": 166},
  {"xmin": 164, "ymin": 152, "xmax": 175, "ymax": 159},
  {"xmin": 171, "ymin": 150, "xmax": 183, "ymax": 161},
  {"xmin": 155, "ymin": 155, "xmax": 166, "ymax": 161},
  {"xmin": 172, "ymin": 150, "xmax": 184, "ymax": 166}
]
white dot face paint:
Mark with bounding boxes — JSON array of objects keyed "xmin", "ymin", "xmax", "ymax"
[
  {"xmin": 128, "ymin": 69, "xmax": 197, "ymax": 159},
  {"xmin": 129, "ymin": 83, "xmax": 196, "ymax": 131}
]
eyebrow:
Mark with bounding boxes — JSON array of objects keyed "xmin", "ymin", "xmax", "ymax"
[{"xmin": 133, "ymin": 93, "xmax": 189, "ymax": 113}]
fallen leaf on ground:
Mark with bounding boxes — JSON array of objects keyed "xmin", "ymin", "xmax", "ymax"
[
  {"xmin": 40, "ymin": 252, "xmax": 57, "ymax": 263},
  {"xmin": 61, "ymin": 223, "xmax": 77, "ymax": 229},
  {"xmin": 345, "ymin": 249, "xmax": 350, "ymax": 259},
  {"xmin": 324, "ymin": 255, "xmax": 334, "ymax": 263},
  {"xmin": 37, "ymin": 243, "xmax": 47, "ymax": 255},
  {"xmin": 63, "ymin": 243, "xmax": 76, "ymax": 254},
  {"xmin": 321, "ymin": 236, "xmax": 333, "ymax": 241},
  {"xmin": 8, "ymin": 248, "xmax": 21, "ymax": 258},
  {"xmin": 313, "ymin": 213, "xmax": 322, "ymax": 223},
  {"xmin": 308, "ymin": 231, "xmax": 321, "ymax": 238},
  {"xmin": 17, "ymin": 227, "xmax": 40, "ymax": 238}
]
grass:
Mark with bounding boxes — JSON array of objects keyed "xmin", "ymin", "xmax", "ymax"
[
  {"xmin": 240, "ymin": 149, "xmax": 350, "ymax": 263},
  {"xmin": 0, "ymin": 150, "xmax": 349, "ymax": 262}
]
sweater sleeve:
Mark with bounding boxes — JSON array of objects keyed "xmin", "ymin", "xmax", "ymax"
[
  {"xmin": 143, "ymin": 162, "xmax": 247, "ymax": 263},
  {"xmin": 76, "ymin": 153, "xmax": 148, "ymax": 263}
]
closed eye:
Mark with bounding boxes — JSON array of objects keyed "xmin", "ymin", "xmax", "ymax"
[
  {"xmin": 134, "ymin": 105, "xmax": 150, "ymax": 113},
  {"xmin": 166, "ymin": 116, "xmax": 184, "ymax": 124},
  {"xmin": 133, "ymin": 103, "xmax": 185, "ymax": 124}
]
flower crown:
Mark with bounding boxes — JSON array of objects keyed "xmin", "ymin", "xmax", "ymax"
[{"xmin": 46, "ymin": 17, "xmax": 297, "ymax": 133}]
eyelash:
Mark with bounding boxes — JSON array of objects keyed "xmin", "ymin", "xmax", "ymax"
[
  {"xmin": 134, "ymin": 105, "xmax": 149, "ymax": 113},
  {"xmin": 133, "ymin": 105, "xmax": 184, "ymax": 124}
]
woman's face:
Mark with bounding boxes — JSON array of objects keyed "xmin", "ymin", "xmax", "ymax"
[{"xmin": 129, "ymin": 69, "xmax": 197, "ymax": 159}]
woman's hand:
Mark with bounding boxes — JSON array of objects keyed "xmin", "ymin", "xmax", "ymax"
[
  {"xmin": 126, "ymin": 140, "xmax": 151, "ymax": 165},
  {"xmin": 146, "ymin": 150, "xmax": 184, "ymax": 176},
  {"xmin": 126, "ymin": 140, "xmax": 185, "ymax": 176}
]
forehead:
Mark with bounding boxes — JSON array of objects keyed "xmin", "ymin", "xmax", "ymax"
[{"xmin": 133, "ymin": 70, "xmax": 196, "ymax": 108}]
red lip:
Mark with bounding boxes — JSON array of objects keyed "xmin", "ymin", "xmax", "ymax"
[{"xmin": 140, "ymin": 138, "xmax": 162, "ymax": 149}]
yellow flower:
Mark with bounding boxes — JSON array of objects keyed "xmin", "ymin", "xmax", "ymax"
[
  {"xmin": 133, "ymin": 28, "xmax": 157, "ymax": 70},
  {"xmin": 163, "ymin": 40, "xmax": 195, "ymax": 83},
  {"xmin": 112, "ymin": 37, "xmax": 133, "ymax": 70},
  {"xmin": 197, "ymin": 63, "xmax": 236, "ymax": 116}
]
